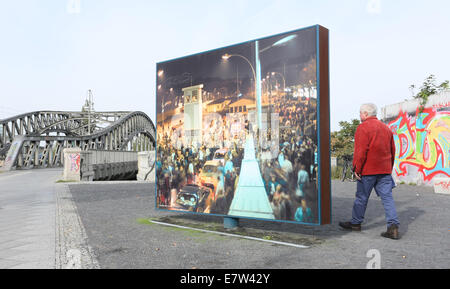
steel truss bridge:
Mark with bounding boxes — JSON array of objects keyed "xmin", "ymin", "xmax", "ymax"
[{"xmin": 0, "ymin": 111, "xmax": 155, "ymax": 170}]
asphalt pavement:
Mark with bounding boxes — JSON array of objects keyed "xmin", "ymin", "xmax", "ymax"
[
  {"xmin": 1, "ymin": 168, "xmax": 448, "ymax": 269},
  {"xmin": 67, "ymin": 179, "xmax": 450, "ymax": 269}
]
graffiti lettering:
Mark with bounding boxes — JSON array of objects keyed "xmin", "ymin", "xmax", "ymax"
[
  {"xmin": 388, "ymin": 107, "xmax": 450, "ymax": 183},
  {"xmin": 435, "ymin": 181, "xmax": 450, "ymax": 190}
]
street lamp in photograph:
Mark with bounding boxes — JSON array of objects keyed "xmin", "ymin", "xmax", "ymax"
[
  {"xmin": 271, "ymin": 71, "xmax": 286, "ymax": 93},
  {"xmin": 158, "ymin": 70, "xmax": 167, "ymax": 138},
  {"xmin": 253, "ymin": 35, "xmax": 297, "ymax": 140},
  {"xmin": 255, "ymin": 34, "xmax": 297, "ymax": 119},
  {"xmin": 256, "ymin": 34, "xmax": 297, "ymax": 131},
  {"xmin": 222, "ymin": 52, "xmax": 260, "ymax": 137},
  {"xmin": 222, "ymin": 53, "xmax": 257, "ymax": 82},
  {"xmin": 259, "ymin": 34, "xmax": 298, "ymax": 53},
  {"xmin": 261, "ymin": 78, "xmax": 269, "ymax": 98},
  {"xmin": 222, "ymin": 34, "xmax": 297, "ymax": 139},
  {"xmin": 158, "ymin": 69, "xmax": 185, "ymax": 126}
]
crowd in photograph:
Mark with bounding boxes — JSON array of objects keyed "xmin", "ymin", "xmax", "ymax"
[
  {"xmin": 156, "ymin": 137, "xmax": 243, "ymax": 214},
  {"xmin": 156, "ymin": 95, "xmax": 319, "ymax": 223},
  {"xmin": 258, "ymin": 97, "xmax": 318, "ymax": 222}
]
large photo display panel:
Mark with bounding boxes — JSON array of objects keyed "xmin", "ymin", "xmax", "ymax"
[{"xmin": 156, "ymin": 25, "xmax": 330, "ymax": 225}]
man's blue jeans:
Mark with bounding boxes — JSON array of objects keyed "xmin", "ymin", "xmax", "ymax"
[{"xmin": 351, "ymin": 174, "xmax": 400, "ymax": 226}]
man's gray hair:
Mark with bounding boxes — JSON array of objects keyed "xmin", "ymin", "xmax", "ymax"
[{"xmin": 360, "ymin": 103, "xmax": 377, "ymax": 117}]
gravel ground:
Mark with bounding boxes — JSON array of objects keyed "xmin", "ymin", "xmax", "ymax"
[{"xmin": 67, "ymin": 180, "xmax": 450, "ymax": 269}]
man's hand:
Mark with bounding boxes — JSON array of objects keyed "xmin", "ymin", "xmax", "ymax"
[{"xmin": 354, "ymin": 172, "xmax": 362, "ymax": 181}]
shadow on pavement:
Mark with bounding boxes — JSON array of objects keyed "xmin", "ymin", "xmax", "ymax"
[{"xmin": 363, "ymin": 206, "xmax": 426, "ymax": 236}]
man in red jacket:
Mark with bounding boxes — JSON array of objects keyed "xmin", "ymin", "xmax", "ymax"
[{"xmin": 339, "ymin": 103, "xmax": 400, "ymax": 240}]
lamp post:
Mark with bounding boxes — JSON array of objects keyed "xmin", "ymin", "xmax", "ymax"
[
  {"xmin": 157, "ymin": 70, "xmax": 165, "ymax": 141},
  {"xmin": 222, "ymin": 54, "xmax": 257, "ymax": 83},
  {"xmin": 222, "ymin": 34, "xmax": 297, "ymax": 143},
  {"xmin": 222, "ymin": 53, "xmax": 259, "ymax": 132},
  {"xmin": 222, "ymin": 53, "xmax": 259, "ymax": 134},
  {"xmin": 271, "ymin": 71, "xmax": 286, "ymax": 94},
  {"xmin": 256, "ymin": 35, "xmax": 297, "ymax": 132},
  {"xmin": 257, "ymin": 34, "xmax": 296, "ymax": 118},
  {"xmin": 255, "ymin": 41, "xmax": 262, "ymax": 131}
]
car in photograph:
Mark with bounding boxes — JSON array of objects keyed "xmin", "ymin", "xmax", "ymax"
[
  {"xmin": 213, "ymin": 148, "xmax": 228, "ymax": 165},
  {"xmin": 175, "ymin": 184, "xmax": 212, "ymax": 213},
  {"xmin": 199, "ymin": 160, "xmax": 221, "ymax": 193}
]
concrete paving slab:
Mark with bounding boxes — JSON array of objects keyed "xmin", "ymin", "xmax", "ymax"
[
  {"xmin": 7, "ymin": 261, "xmax": 45, "ymax": 269},
  {"xmin": 0, "ymin": 169, "xmax": 60, "ymax": 269},
  {"xmin": 0, "ymin": 240, "xmax": 29, "ymax": 251},
  {"xmin": 0, "ymin": 249, "xmax": 26, "ymax": 259},
  {"xmin": 0, "ymin": 258, "xmax": 22, "ymax": 269}
]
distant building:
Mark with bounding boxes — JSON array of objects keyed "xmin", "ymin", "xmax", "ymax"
[
  {"xmin": 226, "ymin": 97, "xmax": 255, "ymax": 114},
  {"xmin": 205, "ymin": 98, "xmax": 232, "ymax": 113}
]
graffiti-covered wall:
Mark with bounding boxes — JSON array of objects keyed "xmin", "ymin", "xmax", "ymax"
[{"xmin": 383, "ymin": 93, "xmax": 450, "ymax": 185}]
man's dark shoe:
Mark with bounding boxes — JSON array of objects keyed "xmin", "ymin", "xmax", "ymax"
[
  {"xmin": 339, "ymin": 221, "xmax": 361, "ymax": 231},
  {"xmin": 381, "ymin": 224, "xmax": 400, "ymax": 240}
]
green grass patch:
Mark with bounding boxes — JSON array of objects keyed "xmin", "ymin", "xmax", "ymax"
[
  {"xmin": 55, "ymin": 179, "xmax": 78, "ymax": 183},
  {"xmin": 146, "ymin": 216, "xmax": 323, "ymax": 247},
  {"xmin": 136, "ymin": 218, "xmax": 153, "ymax": 225},
  {"xmin": 138, "ymin": 217, "xmax": 206, "ymax": 237}
]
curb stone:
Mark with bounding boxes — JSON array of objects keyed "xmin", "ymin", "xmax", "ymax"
[{"xmin": 55, "ymin": 184, "xmax": 100, "ymax": 269}]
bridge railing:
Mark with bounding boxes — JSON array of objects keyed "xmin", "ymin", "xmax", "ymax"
[
  {"xmin": 63, "ymin": 148, "xmax": 139, "ymax": 182},
  {"xmin": 80, "ymin": 150, "xmax": 139, "ymax": 181},
  {"xmin": 0, "ymin": 111, "xmax": 155, "ymax": 171}
]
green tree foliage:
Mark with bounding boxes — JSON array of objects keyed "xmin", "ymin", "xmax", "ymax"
[
  {"xmin": 410, "ymin": 74, "xmax": 449, "ymax": 112},
  {"xmin": 330, "ymin": 119, "xmax": 360, "ymax": 158}
]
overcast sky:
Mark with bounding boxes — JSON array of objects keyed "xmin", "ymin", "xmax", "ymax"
[{"xmin": 0, "ymin": 0, "xmax": 449, "ymax": 131}]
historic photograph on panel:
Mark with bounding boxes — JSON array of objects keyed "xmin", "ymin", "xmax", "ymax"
[{"xmin": 156, "ymin": 26, "xmax": 320, "ymax": 224}]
